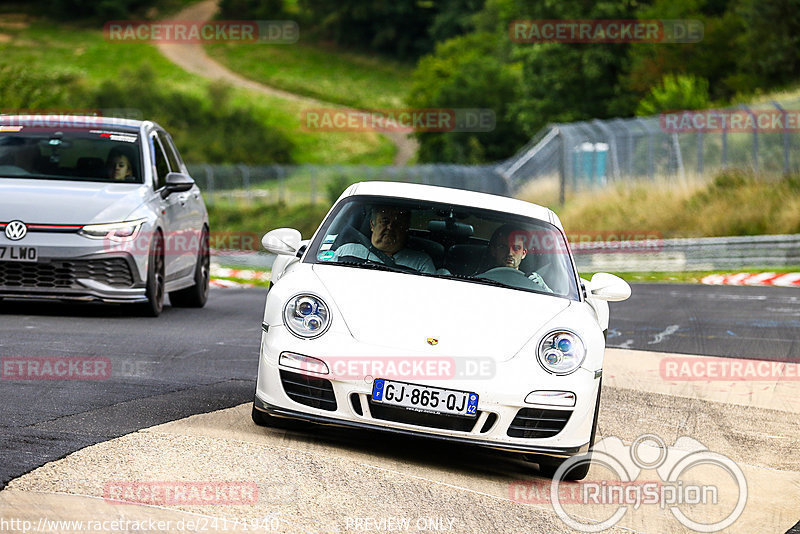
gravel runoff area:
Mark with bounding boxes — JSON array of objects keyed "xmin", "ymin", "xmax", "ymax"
[{"xmin": 3, "ymin": 348, "xmax": 799, "ymax": 533}]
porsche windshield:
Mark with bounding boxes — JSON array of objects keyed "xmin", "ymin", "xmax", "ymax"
[
  {"xmin": 306, "ymin": 195, "xmax": 581, "ymax": 300},
  {"xmin": 0, "ymin": 128, "xmax": 143, "ymax": 183}
]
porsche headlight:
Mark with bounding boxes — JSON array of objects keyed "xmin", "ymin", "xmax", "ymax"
[
  {"xmin": 537, "ymin": 330, "xmax": 586, "ymax": 375},
  {"xmin": 283, "ymin": 294, "xmax": 331, "ymax": 338},
  {"xmin": 79, "ymin": 219, "xmax": 146, "ymax": 241}
]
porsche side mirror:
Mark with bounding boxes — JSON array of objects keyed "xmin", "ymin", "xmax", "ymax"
[
  {"xmin": 588, "ymin": 273, "xmax": 631, "ymax": 302},
  {"xmin": 262, "ymin": 228, "xmax": 301, "ymax": 256}
]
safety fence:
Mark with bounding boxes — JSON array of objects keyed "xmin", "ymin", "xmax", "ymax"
[
  {"xmin": 497, "ymin": 97, "xmax": 800, "ymax": 200},
  {"xmin": 212, "ymin": 234, "xmax": 800, "ymax": 272}
]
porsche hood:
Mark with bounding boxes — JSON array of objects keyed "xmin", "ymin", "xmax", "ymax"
[{"xmin": 313, "ymin": 264, "xmax": 571, "ymax": 361}]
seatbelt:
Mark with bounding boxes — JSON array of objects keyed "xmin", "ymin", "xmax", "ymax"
[{"xmin": 368, "ymin": 244, "xmax": 398, "ymax": 267}]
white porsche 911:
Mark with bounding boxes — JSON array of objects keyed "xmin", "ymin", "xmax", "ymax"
[{"xmin": 253, "ymin": 181, "xmax": 630, "ymax": 479}]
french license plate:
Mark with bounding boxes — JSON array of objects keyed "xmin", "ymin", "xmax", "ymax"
[
  {"xmin": 372, "ymin": 379, "xmax": 478, "ymax": 417},
  {"xmin": 0, "ymin": 246, "xmax": 37, "ymax": 262}
]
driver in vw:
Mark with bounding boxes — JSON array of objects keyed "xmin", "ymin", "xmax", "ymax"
[
  {"xmin": 333, "ymin": 205, "xmax": 436, "ymax": 273},
  {"xmin": 486, "ymin": 224, "xmax": 551, "ymax": 292}
]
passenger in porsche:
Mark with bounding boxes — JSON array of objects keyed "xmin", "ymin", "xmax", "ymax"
[{"xmin": 333, "ymin": 205, "xmax": 436, "ymax": 273}]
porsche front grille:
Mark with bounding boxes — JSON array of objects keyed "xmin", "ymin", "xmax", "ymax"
[
  {"xmin": 507, "ymin": 408, "xmax": 572, "ymax": 439},
  {"xmin": 280, "ymin": 370, "xmax": 337, "ymax": 411},
  {"xmin": 366, "ymin": 397, "xmax": 493, "ymax": 433}
]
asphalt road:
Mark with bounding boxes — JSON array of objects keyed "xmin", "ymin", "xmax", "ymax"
[
  {"xmin": 0, "ymin": 288, "xmax": 266, "ymax": 488},
  {"xmin": 1, "ymin": 282, "xmax": 798, "ymax": 490},
  {"xmin": 607, "ymin": 283, "xmax": 800, "ymax": 359}
]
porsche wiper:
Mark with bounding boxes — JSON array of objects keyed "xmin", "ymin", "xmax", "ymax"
[
  {"xmin": 326, "ymin": 259, "xmax": 409, "ymax": 274},
  {"xmin": 461, "ymin": 276, "xmax": 519, "ymax": 291}
]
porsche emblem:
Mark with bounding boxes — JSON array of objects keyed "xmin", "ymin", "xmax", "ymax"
[{"xmin": 426, "ymin": 338, "xmax": 439, "ymax": 346}]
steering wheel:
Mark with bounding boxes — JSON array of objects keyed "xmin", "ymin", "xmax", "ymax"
[
  {"xmin": 477, "ymin": 266, "xmax": 529, "ymax": 281},
  {"xmin": 478, "ymin": 266, "xmax": 549, "ymax": 291}
]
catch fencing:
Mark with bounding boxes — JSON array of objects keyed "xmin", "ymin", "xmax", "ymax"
[
  {"xmin": 497, "ymin": 97, "xmax": 800, "ymax": 201},
  {"xmin": 185, "ymin": 163, "xmax": 509, "ymax": 205}
]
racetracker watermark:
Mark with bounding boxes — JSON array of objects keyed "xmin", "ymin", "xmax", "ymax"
[
  {"xmin": 102, "ymin": 231, "xmax": 260, "ymax": 257},
  {"xmin": 289, "ymin": 356, "xmax": 496, "ymax": 381},
  {"xmin": 660, "ymin": 109, "xmax": 800, "ymax": 133},
  {"xmin": 1, "ymin": 357, "xmax": 111, "ymax": 380},
  {"xmin": 104, "ymin": 20, "xmax": 298, "ymax": 43},
  {"xmin": 506, "ymin": 230, "xmax": 663, "ymax": 254},
  {"xmin": 0, "ymin": 109, "xmax": 143, "ymax": 129},
  {"xmin": 300, "ymin": 108, "xmax": 496, "ymax": 133},
  {"xmin": 343, "ymin": 516, "xmax": 457, "ymax": 531},
  {"xmin": 510, "ymin": 20, "xmax": 703, "ymax": 43},
  {"xmin": 660, "ymin": 356, "xmax": 800, "ymax": 381},
  {"xmin": 103, "ymin": 481, "xmax": 259, "ymax": 505},
  {"xmin": 511, "ymin": 434, "xmax": 747, "ymax": 532}
]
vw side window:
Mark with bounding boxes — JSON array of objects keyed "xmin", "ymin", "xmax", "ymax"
[
  {"xmin": 157, "ymin": 131, "xmax": 182, "ymax": 174},
  {"xmin": 151, "ymin": 135, "xmax": 170, "ymax": 190}
]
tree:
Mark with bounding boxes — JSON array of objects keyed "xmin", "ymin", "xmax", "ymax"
[
  {"xmin": 506, "ymin": 0, "xmax": 646, "ymax": 136},
  {"xmin": 732, "ymin": 0, "xmax": 800, "ymax": 93},
  {"xmin": 408, "ymin": 32, "xmax": 525, "ymax": 162}
]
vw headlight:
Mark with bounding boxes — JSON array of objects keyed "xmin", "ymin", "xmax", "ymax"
[
  {"xmin": 284, "ymin": 294, "xmax": 331, "ymax": 338},
  {"xmin": 79, "ymin": 219, "xmax": 146, "ymax": 241},
  {"xmin": 537, "ymin": 330, "xmax": 586, "ymax": 375}
]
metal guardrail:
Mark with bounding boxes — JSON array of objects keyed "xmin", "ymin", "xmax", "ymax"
[
  {"xmin": 573, "ymin": 234, "xmax": 800, "ymax": 272},
  {"xmin": 212, "ymin": 234, "xmax": 800, "ymax": 272}
]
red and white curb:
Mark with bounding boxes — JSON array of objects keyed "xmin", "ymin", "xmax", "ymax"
[
  {"xmin": 701, "ymin": 272, "xmax": 800, "ymax": 286},
  {"xmin": 209, "ymin": 279, "xmax": 254, "ymax": 288},
  {"xmin": 209, "ymin": 265, "xmax": 270, "ymax": 288}
]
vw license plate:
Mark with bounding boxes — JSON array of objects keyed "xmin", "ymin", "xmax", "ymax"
[
  {"xmin": 372, "ymin": 379, "xmax": 478, "ymax": 417},
  {"xmin": 0, "ymin": 246, "xmax": 37, "ymax": 262}
]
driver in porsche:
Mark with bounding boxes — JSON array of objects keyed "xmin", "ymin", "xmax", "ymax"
[{"xmin": 487, "ymin": 224, "xmax": 551, "ymax": 292}]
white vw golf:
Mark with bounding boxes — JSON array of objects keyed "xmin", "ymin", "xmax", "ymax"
[{"xmin": 253, "ymin": 181, "xmax": 630, "ymax": 479}]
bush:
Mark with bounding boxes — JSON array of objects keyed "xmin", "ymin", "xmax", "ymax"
[
  {"xmin": 218, "ymin": 0, "xmax": 285, "ymax": 19},
  {"xmin": 0, "ymin": 64, "xmax": 84, "ymax": 109},
  {"xmin": 91, "ymin": 66, "xmax": 294, "ymax": 164},
  {"xmin": 636, "ymin": 74, "xmax": 711, "ymax": 116}
]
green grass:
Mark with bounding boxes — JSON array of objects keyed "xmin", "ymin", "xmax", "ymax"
[
  {"xmin": 205, "ymin": 41, "xmax": 414, "ymax": 109},
  {"xmin": 521, "ymin": 170, "xmax": 800, "ymax": 238},
  {"xmin": 0, "ymin": 18, "xmax": 394, "ymax": 165},
  {"xmin": 208, "ymin": 200, "xmax": 330, "ymax": 239}
]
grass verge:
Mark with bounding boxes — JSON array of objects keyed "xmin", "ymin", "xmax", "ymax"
[
  {"xmin": 205, "ymin": 41, "xmax": 414, "ymax": 109},
  {"xmin": 520, "ymin": 170, "xmax": 800, "ymax": 238},
  {"xmin": 0, "ymin": 16, "xmax": 394, "ymax": 165}
]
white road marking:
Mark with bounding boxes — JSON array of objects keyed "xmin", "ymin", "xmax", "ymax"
[{"xmin": 648, "ymin": 324, "xmax": 680, "ymax": 345}]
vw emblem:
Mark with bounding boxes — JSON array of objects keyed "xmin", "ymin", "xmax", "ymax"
[{"xmin": 4, "ymin": 220, "xmax": 27, "ymax": 241}]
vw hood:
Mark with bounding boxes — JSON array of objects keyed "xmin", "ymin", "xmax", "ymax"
[{"xmin": 0, "ymin": 179, "xmax": 147, "ymax": 224}]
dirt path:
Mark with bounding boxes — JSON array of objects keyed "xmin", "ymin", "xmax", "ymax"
[{"xmin": 156, "ymin": 0, "xmax": 417, "ymax": 165}]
